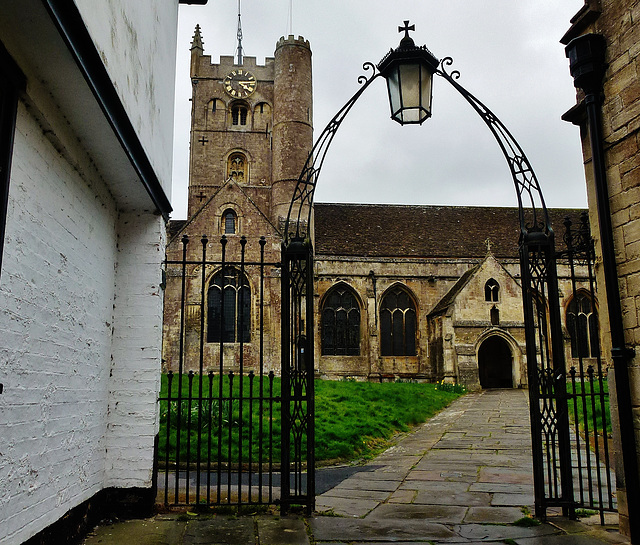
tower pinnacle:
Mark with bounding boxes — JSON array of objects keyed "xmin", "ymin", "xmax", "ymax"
[{"xmin": 191, "ymin": 24, "xmax": 204, "ymax": 51}]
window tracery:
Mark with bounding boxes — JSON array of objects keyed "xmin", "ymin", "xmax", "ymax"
[
  {"xmin": 321, "ymin": 286, "xmax": 360, "ymax": 355},
  {"xmin": 207, "ymin": 267, "xmax": 250, "ymax": 343},
  {"xmin": 227, "ymin": 152, "xmax": 247, "ymax": 183},
  {"xmin": 380, "ymin": 286, "xmax": 416, "ymax": 356},
  {"xmin": 567, "ymin": 292, "xmax": 599, "ymax": 358},
  {"xmin": 485, "ymin": 278, "xmax": 500, "ymax": 302}
]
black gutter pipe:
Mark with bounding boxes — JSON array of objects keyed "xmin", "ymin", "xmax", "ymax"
[{"xmin": 566, "ymin": 33, "xmax": 640, "ymax": 543}]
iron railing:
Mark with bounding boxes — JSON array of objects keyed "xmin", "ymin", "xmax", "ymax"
[{"xmin": 159, "ymin": 234, "xmax": 291, "ymax": 508}]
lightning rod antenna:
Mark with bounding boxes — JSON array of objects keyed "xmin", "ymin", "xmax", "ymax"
[{"xmin": 236, "ymin": 0, "xmax": 244, "ymax": 65}]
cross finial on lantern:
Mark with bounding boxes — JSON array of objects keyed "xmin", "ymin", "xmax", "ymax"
[{"xmin": 399, "ymin": 21, "xmax": 415, "ymax": 40}]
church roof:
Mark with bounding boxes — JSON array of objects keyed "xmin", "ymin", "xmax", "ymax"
[
  {"xmin": 314, "ymin": 203, "xmax": 586, "ymax": 258},
  {"xmin": 429, "ymin": 265, "xmax": 480, "ymax": 316}
]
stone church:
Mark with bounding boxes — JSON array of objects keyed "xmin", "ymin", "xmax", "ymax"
[{"xmin": 162, "ymin": 26, "xmax": 594, "ymax": 390}]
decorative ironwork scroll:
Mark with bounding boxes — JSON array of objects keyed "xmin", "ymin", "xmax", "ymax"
[{"xmin": 284, "ymin": 63, "xmax": 382, "ymax": 242}]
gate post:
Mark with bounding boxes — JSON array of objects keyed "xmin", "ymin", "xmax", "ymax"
[
  {"xmin": 520, "ymin": 230, "xmax": 575, "ymax": 518},
  {"xmin": 281, "ymin": 237, "xmax": 315, "ymax": 513}
]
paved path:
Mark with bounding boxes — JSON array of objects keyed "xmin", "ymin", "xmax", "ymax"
[{"xmin": 84, "ymin": 389, "xmax": 627, "ymax": 545}]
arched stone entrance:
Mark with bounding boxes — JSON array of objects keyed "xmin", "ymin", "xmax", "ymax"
[{"xmin": 478, "ymin": 335, "xmax": 513, "ymax": 388}]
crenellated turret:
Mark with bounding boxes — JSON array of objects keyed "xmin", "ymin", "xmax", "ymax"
[{"xmin": 271, "ymin": 35, "xmax": 313, "ymax": 230}]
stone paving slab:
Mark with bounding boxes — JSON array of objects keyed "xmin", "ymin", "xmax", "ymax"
[
  {"xmin": 83, "ymin": 518, "xmax": 187, "ymax": 545},
  {"xmin": 256, "ymin": 516, "xmax": 309, "ymax": 545},
  {"xmin": 347, "ymin": 470, "xmax": 408, "ymax": 481},
  {"xmin": 469, "ymin": 483, "xmax": 533, "ymax": 494},
  {"xmin": 456, "ymin": 522, "xmax": 561, "ymax": 541},
  {"xmin": 368, "ymin": 503, "xmax": 468, "ymax": 524},
  {"xmin": 491, "ymin": 491, "xmax": 535, "ymax": 507},
  {"xmin": 413, "ymin": 490, "xmax": 491, "ymax": 507},
  {"xmin": 514, "ymin": 535, "xmax": 616, "ymax": 545},
  {"xmin": 331, "ymin": 478, "xmax": 399, "ymax": 492},
  {"xmin": 318, "ymin": 487, "xmax": 391, "ymax": 501},
  {"xmin": 478, "ymin": 466, "xmax": 534, "ymax": 484},
  {"xmin": 398, "ymin": 480, "xmax": 470, "ymax": 493},
  {"xmin": 315, "ymin": 496, "xmax": 380, "ymax": 517},
  {"xmin": 309, "ymin": 517, "xmax": 461, "ymax": 542},
  {"xmin": 386, "ymin": 489, "xmax": 417, "ymax": 503},
  {"xmin": 182, "ymin": 518, "xmax": 254, "ymax": 544},
  {"xmin": 463, "ymin": 506, "xmax": 525, "ymax": 523}
]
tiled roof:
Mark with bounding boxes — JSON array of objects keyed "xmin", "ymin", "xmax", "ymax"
[
  {"xmin": 314, "ymin": 203, "xmax": 586, "ymax": 258},
  {"xmin": 429, "ymin": 265, "xmax": 480, "ymax": 316}
]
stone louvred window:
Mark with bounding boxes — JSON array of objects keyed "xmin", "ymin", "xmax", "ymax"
[
  {"xmin": 321, "ymin": 286, "xmax": 360, "ymax": 355},
  {"xmin": 231, "ymin": 105, "xmax": 248, "ymax": 126},
  {"xmin": 380, "ymin": 287, "xmax": 416, "ymax": 356},
  {"xmin": 207, "ymin": 267, "xmax": 250, "ymax": 343},
  {"xmin": 485, "ymin": 278, "xmax": 500, "ymax": 302},
  {"xmin": 567, "ymin": 292, "xmax": 599, "ymax": 358}
]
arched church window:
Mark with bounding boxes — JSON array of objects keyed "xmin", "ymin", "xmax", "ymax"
[
  {"xmin": 567, "ymin": 292, "xmax": 599, "ymax": 358},
  {"xmin": 223, "ymin": 209, "xmax": 237, "ymax": 234},
  {"xmin": 207, "ymin": 267, "xmax": 250, "ymax": 343},
  {"xmin": 227, "ymin": 153, "xmax": 247, "ymax": 183},
  {"xmin": 321, "ymin": 286, "xmax": 360, "ymax": 355},
  {"xmin": 485, "ymin": 278, "xmax": 500, "ymax": 302},
  {"xmin": 231, "ymin": 105, "xmax": 248, "ymax": 126},
  {"xmin": 380, "ymin": 286, "xmax": 416, "ymax": 356}
]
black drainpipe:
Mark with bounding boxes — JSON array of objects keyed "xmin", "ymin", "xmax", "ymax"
[{"xmin": 565, "ymin": 33, "xmax": 639, "ymax": 541}]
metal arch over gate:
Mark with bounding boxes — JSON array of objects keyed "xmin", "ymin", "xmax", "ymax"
[
  {"xmin": 282, "ymin": 24, "xmax": 611, "ymax": 520},
  {"xmin": 158, "ymin": 23, "xmax": 616, "ymax": 520}
]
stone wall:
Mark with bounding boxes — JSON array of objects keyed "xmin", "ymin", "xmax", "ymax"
[{"xmin": 562, "ymin": 0, "xmax": 640, "ymax": 536}]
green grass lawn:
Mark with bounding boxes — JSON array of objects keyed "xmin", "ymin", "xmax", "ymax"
[
  {"xmin": 158, "ymin": 375, "xmax": 465, "ymax": 465},
  {"xmin": 567, "ymin": 377, "xmax": 611, "ymax": 436},
  {"xmin": 314, "ymin": 380, "xmax": 463, "ymax": 462}
]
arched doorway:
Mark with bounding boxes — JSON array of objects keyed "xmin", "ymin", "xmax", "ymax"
[{"xmin": 478, "ymin": 335, "xmax": 513, "ymax": 388}]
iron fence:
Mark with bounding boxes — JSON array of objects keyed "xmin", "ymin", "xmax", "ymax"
[
  {"xmin": 159, "ymin": 234, "xmax": 294, "ymax": 509},
  {"xmin": 563, "ymin": 214, "xmax": 615, "ymax": 522}
]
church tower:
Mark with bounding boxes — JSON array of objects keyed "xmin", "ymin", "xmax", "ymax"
[
  {"xmin": 162, "ymin": 24, "xmax": 313, "ymax": 376},
  {"xmin": 186, "ymin": 24, "xmax": 312, "ymax": 230}
]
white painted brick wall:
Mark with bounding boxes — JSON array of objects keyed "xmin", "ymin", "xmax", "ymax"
[
  {"xmin": 105, "ymin": 212, "xmax": 165, "ymax": 487},
  {"xmin": 73, "ymin": 0, "xmax": 179, "ymax": 194},
  {"xmin": 0, "ymin": 104, "xmax": 117, "ymax": 544},
  {"xmin": 0, "ymin": 102, "xmax": 166, "ymax": 543}
]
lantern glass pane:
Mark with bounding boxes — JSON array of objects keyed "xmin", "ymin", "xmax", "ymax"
[
  {"xmin": 402, "ymin": 108, "xmax": 422, "ymax": 124},
  {"xmin": 421, "ymin": 66, "xmax": 433, "ymax": 113},
  {"xmin": 399, "ymin": 63, "xmax": 421, "ymax": 109},
  {"xmin": 387, "ymin": 68, "xmax": 401, "ymax": 116}
]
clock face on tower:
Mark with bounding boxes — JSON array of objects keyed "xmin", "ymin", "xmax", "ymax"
[{"xmin": 223, "ymin": 69, "xmax": 257, "ymax": 98}]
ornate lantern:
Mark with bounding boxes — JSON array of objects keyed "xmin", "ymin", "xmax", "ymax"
[{"xmin": 377, "ymin": 21, "xmax": 439, "ymax": 125}]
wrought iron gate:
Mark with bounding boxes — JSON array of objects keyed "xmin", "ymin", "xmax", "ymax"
[
  {"xmin": 524, "ymin": 213, "xmax": 615, "ymax": 522},
  {"xmin": 562, "ymin": 214, "xmax": 615, "ymax": 522},
  {"xmin": 158, "ymin": 233, "xmax": 314, "ymax": 512}
]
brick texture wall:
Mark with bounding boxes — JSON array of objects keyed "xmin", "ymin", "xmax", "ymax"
[
  {"xmin": 0, "ymin": 102, "xmax": 165, "ymax": 544},
  {"xmin": 0, "ymin": 104, "xmax": 117, "ymax": 544}
]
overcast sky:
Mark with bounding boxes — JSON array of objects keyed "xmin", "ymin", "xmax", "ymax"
[{"xmin": 171, "ymin": 1, "xmax": 586, "ymax": 220}]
